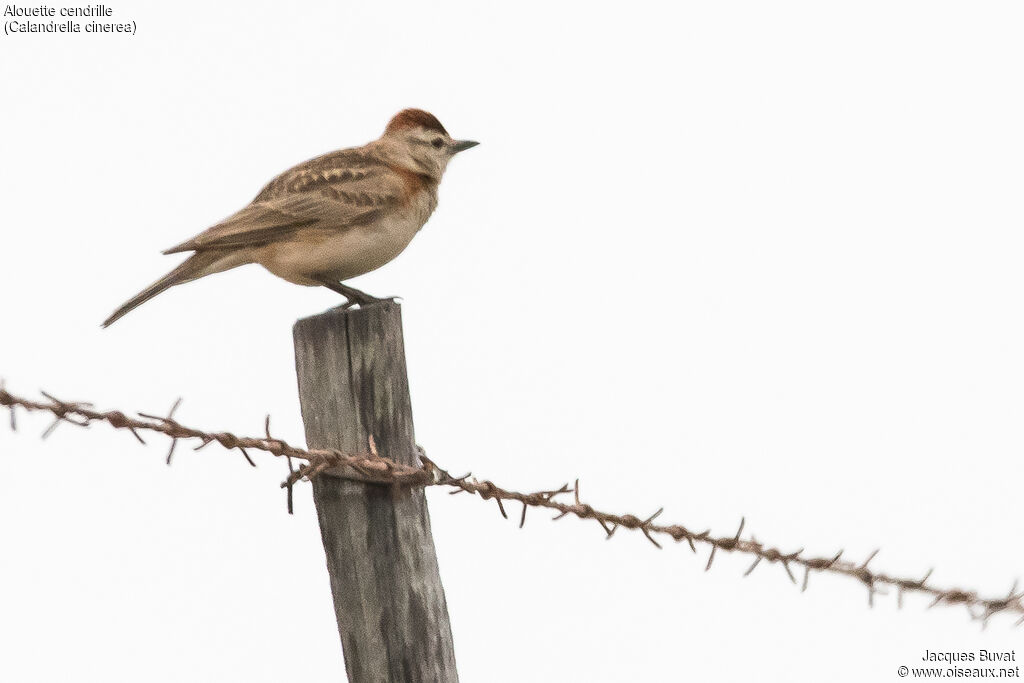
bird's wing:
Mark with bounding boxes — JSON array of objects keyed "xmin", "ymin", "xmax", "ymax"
[
  {"xmin": 163, "ymin": 150, "xmax": 405, "ymax": 255},
  {"xmin": 251, "ymin": 147, "xmax": 383, "ymax": 202}
]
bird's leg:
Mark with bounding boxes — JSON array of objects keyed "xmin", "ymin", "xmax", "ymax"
[
  {"xmin": 316, "ymin": 279, "xmax": 397, "ymax": 310},
  {"xmin": 334, "ymin": 283, "xmax": 384, "ymax": 309}
]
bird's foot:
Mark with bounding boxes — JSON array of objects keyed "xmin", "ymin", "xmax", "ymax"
[
  {"xmin": 339, "ymin": 294, "xmax": 400, "ymax": 311},
  {"xmin": 319, "ymin": 279, "xmax": 401, "ymax": 310}
]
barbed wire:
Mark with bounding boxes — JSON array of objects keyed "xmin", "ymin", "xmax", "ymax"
[{"xmin": 1, "ymin": 382, "xmax": 1022, "ymax": 627}]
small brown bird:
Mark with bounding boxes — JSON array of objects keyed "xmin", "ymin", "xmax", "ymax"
[{"xmin": 103, "ymin": 108, "xmax": 478, "ymax": 327}]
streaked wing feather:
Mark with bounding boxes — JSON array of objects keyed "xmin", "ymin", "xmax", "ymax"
[
  {"xmin": 163, "ymin": 195, "xmax": 329, "ymax": 254},
  {"xmin": 253, "ymin": 148, "xmax": 381, "ymax": 202},
  {"xmin": 163, "ymin": 155, "xmax": 403, "ymax": 254}
]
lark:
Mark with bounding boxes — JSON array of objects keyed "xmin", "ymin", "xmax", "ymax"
[{"xmin": 103, "ymin": 109, "xmax": 477, "ymax": 327}]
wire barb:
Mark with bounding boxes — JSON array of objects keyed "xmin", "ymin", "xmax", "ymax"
[{"xmin": 1, "ymin": 383, "xmax": 1022, "ymax": 626}]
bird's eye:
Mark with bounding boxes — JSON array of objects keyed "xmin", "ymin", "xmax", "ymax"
[{"xmin": 431, "ymin": 138, "xmax": 445, "ymax": 149}]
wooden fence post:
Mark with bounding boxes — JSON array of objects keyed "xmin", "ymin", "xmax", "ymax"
[{"xmin": 293, "ymin": 302, "xmax": 458, "ymax": 683}]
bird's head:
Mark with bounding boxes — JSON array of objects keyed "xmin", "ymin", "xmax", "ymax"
[{"xmin": 377, "ymin": 108, "xmax": 478, "ymax": 179}]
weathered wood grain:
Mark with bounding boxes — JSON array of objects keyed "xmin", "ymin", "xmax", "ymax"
[{"xmin": 293, "ymin": 302, "xmax": 458, "ymax": 683}]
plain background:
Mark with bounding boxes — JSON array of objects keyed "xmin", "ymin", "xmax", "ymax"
[{"xmin": 2, "ymin": 1, "xmax": 1023, "ymax": 681}]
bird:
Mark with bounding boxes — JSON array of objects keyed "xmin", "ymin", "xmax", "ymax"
[{"xmin": 102, "ymin": 108, "xmax": 478, "ymax": 327}]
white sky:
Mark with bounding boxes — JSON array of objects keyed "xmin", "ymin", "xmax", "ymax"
[{"xmin": 2, "ymin": 1, "xmax": 1023, "ymax": 681}]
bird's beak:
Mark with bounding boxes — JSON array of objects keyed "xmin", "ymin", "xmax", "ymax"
[{"xmin": 451, "ymin": 139, "xmax": 480, "ymax": 154}]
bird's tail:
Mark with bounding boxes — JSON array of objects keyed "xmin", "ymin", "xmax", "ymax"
[{"xmin": 102, "ymin": 251, "xmax": 233, "ymax": 328}]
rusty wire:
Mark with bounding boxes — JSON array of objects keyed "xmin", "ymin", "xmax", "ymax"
[{"xmin": 1, "ymin": 383, "xmax": 1022, "ymax": 627}]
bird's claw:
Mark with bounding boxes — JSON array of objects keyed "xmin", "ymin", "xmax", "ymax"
[{"xmin": 339, "ymin": 295, "xmax": 401, "ymax": 311}]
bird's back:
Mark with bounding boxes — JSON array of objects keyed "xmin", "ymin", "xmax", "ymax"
[{"xmin": 254, "ymin": 147, "xmax": 394, "ymax": 203}]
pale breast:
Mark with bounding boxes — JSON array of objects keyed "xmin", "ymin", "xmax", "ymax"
[{"xmin": 253, "ymin": 189, "xmax": 437, "ymax": 285}]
